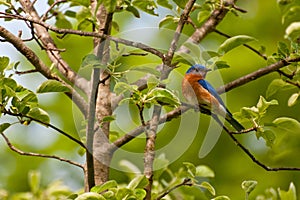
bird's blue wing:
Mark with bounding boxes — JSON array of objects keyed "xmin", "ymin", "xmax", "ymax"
[{"xmin": 198, "ymin": 79, "xmax": 226, "ymax": 107}]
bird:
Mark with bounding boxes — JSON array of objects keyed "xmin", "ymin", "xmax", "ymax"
[{"xmin": 182, "ymin": 64, "xmax": 244, "ymax": 131}]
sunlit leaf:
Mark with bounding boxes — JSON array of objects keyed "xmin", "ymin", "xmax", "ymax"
[
  {"xmin": 214, "ymin": 61, "xmax": 230, "ymax": 69},
  {"xmin": 266, "ymin": 79, "xmax": 295, "ymax": 98},
  {"xmin": 285, "ymin": 22, "xmax": 300, "ymax": 40},
  {"xmin": 211, "ymin": 196, "xmax": 230, "ymax": 200},
  {"xmin": 256, "ymin": 96, "xmax": 278, "ymax": 114},
  {"xmin": 132, "ymin": 0, "xmax": 158, "ymax": 16},
  {"xmin": 278, "ymin": 182, "xmax": 297, "ymax": 200},
  {"xmin": 241, "ymin": 180, "xmax": 257, "ymax": 194},
  {"xmin": 146, "ymin": 88, "xmax": 180, "ymax": 107},
  {"xmin": 218, "ymin": 35, "xmax": 256, "ymax": 54},
  {"xmin": 134, "ymin": 188, "xmax": 146, "ymax": 199},
  {"xmin": 0, "ymin": 56, "xmax": 9, "ymax": 72},
  {"xmin": 55, "ymin": 13, "xmax": 73, "ymax": 29},
  {"xmin": 195, "ymin": 165, "xmax": 215, "ymax": 178},
  {"xmin": 127, "ymin": 175, "xmax": 148, "ymax": 190},
  {"xmin": 28, "ymin": 171, "xmax": 40, "ymax": 194},
  {"xmin": 114, "ymin": 82, "xmax": 137, "ymax": 95},
  {"xmin": 172, "ymin": 0, "xmax": 188, "ymax": 8},
  {"xmin": 183, "ymin": 162, "xmax": 196, "ymax": 178},
  {"xmin": 27, "ymin": 107, "xmax": 50, "ymax": 124},
  {"xmin": 91, "ymin": 180, "xmax": 118, "ymax": 193},
  {"xmin": 37, "ymin": 80, "xmax": 71, "ymax": 93},
  {"xmin": 76, "ymin": 192, "xmax": 105, "ymax": 200},
  {"xmin": 288, "ymin": 93, "xmax": 299, "ymax": 106},
  {"xmin": 130, "ymin": 65, "xmax": 160, "ymax": 76},
  {"xmin": 70, "ymin": 0, "xmax": 90, "ymax": 7},
  {"xmin": 273, "ymin": 117, "xmax": 300, "ymax": 134},
  {"xmin": 199, "ymin": 181, "xmax": 216, "ymax": 196}
]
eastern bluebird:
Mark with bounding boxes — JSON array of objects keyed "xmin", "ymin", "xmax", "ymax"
[{"xmin": 182, "ymin": 64, "xmax": 244, "ymax": 131}]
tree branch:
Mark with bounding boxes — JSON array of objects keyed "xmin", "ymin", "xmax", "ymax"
[
  {"xmin": 2, "ymin": 108, "xmax": 86, "ymax": 149},
  {"xmin": 0, "ymin": 132, "xmax": 84, "ymax": 170},
  {"xmin": 156, "ymin": 178, "xmax": 192, "ymax": 200},
  {"xmin": 18, "ymin": 0, "xmax": 89, "ymax": 94},
  {"xmin": 0, "ymin": 12, "xmax": 164, "ymax": 59},
  {"xmin": 0, "ymin": 25, "xmax": 88, "ymax": 116},
  {"xmin": 217, "ymin": 56, "xmax": 300, "ymax": 94}
]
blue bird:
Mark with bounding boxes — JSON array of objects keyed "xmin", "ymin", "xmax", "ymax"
[{"xmin": 182, "ymin": 64, "xmax": 244, "ymax": 131}]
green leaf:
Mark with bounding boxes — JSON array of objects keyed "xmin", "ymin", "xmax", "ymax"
[
  {"xmin": 28, "ymin": 171, "xmax": 41, "ymax": 194},
  {"xmin": 256, "ymin": 96, "xmax": 278, "ymax": 114},
  {"xmin": 285, "ymin": 22, "xmax": 300, "ymax": 40},
  {"xmin": 130, "ymin": 65, "xmax": 160, "ymax": 76},
  {"xmin": 173, "ymin": 51, "xmax": 196, "ymax": 65},
  {"xmin": 199, "ymin": 181, "xmax": 216, "ymax": 196},
  {"xmin": 183, "ymin": 42, "xmax": 201, "ymax": 58},
  {"xmin": 212, "ymin": 196, "xmax": 231, "ymax": 200},
  {"xmin": 81, "ymin": 54, "xmax": 104, "ymax": 69},
  {"xmin": 202, "ymin": 51, "xmax": 221, "ymax": 61},
  {"xmin": 65, "ymin": 10, "xmax": 77, "ymax": 18},
  {"xmin": 126, "ymin": 6, "xmax": 140, "ymax": 18},
  {"xmin": 37, "ymin": 80, "xmax": 71, "ymax": 93},
  {"xmin": 146, "ymin": 88, "xmax": 180, "ymax": 107},
  {"xmin": 114, "ymin": 82, "xmax": 137, "ymax": 95},
  {"xmin": 218, "ymin": 35, "xmax": 256, "ymax": 54},
  {"xmin": 258, "ymin": 130, "xmax": 276, "ymax": 147},
  {"xmin": 183, "ymin": 162, "xmax": 196, "ymax": 178},
  {"xmin": 0, "ymin": 123, "xmax": 11, "ymax": 132},
  {"xmin": 272, "ymin": 117, "xmax": 300, "ymax": 134},
  {"xmin": 288, "ymin": 93, "xmax": 299, "ymax": 106},
  {"xmin": 55, "ymin": 13, "xmax": 73, "ymax": 29},
  {"xmin": 77, "ymin": 18, "xmax": 93, "ymax": 31},
  {"xmin": 119, "ymin": 160, "xmax": 141, "ymax": 175},
  {"xmin": 75, "ymin": 192, "xmax": 105, "ymax": 200},
  {"xmin": 91, "ymin": 180, "xmax": 118, "ymax": 193},
  {"xmin": 27, "ymin": 107, "xmax": 50, "ymax": 124},
  {"xmin": 266, "ymin": 79, "xmax": 295, "ymax": 98},
  {"xmin": 134, "ymin": 188, "xmax": 146, "ymax": 199},
  {"xmin": 102, "ymin": 115, "xmax": 116, "ymax": 122},
  {"xmin": 127, "ymin": 175, "xmax": 148, "ymax": 190},
  {"xmin": 0, "ymin": 56, "xmax": 9, "ymax": 72},
  {"xmin": 172, "ymin": 0, "xmax": 188, "ymax": 8},
  {"xmin": 70, "ymin": 0, "xmax": 90, "ymax": 7},
  {"xmin": 214, "ymin": 61, "xmax": 230, "ymax": 69},
  {"xmin": 241, "ymin": 180, "xmax": 257, "ymax": 194},
  {"xmin": 278, "ymin": 182, "xmax": 297, "ymax": 200},
  {"xmin": 116, "ymin": 188, "xmax": 133, "ymax": 199},
  {"xmin": 195, "ymin": 165, "xmax": 215, "ymax": 178},
  {"xmin": 132, "ymin": 0, "xmax": 158, "ymax": 16},
  {"xmin": 157, "ymin": 0, "xmax": 173, "ymax": 9},
  {"xmin": 103, "ymin": 0, "xmax": 117, "ymax": 13},
  {"xmin": 159, "ymin": 15, "xmax": 177, "ymax": 28}
]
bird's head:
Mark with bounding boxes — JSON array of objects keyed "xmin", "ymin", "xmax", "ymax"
[{"xmin": 186, "ymin": 64, "xmax": 211, "ymax": 78}]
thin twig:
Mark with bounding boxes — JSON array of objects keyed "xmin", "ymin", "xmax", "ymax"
[
  {"xmin": 3, "ymin": 108, "xmax": 86, "ymax": 149},
  {"xmin": 156, "ymin": 178, "xmax": 192, "ymax": 200},
  {"xmin": 41, "ymin": 0, "xmax": 67, "ymax": 21},
  {"xmin": 214, "ymin": 29, "xmax": 267, "ymax": 60},
  {"xmin": 0, "ymin": 132, "xmax": 84, "ymax": 169}
]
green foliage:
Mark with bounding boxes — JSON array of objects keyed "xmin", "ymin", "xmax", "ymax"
[
  {"xmin": 36, "ymin": 80, "xmax": 71, "ymax": 93},
  {"xmin": 218, "ymin": 35, "xmax": 256, "ymax": 55}
]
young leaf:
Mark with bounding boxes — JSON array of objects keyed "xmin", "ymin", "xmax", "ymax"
[
  {"xmin": 130, "ymin": 65, "xmax": 160, "ymax": 76},
  {"xmin": 76, "ymin": 192, "xmax": 105, "ymax": 200},
  {"xmin": 91, "ymin": 180, "xmax": 118, "ymax": 193},
  {"xmin": 256, "ymin": 96, "xmax": 278, "ymax": 114},
  {"xmin": 81, "ymin": 54, "xmax": 104, "ymax": 69},
  {"xmin": 195, "ymin": 165, "xmax": 215, "ymax": 178},
  {"xmin": 212, "ymin": 196, "xmax": 230, "ymax": 200},
  {"xmin": 126, "ymin": 6, "xmax": 140, "ymax": 18},
  {"xmin": 27, "ymin": 107, "xmax": 50, "ymax": 124},
  {"xmin": 157, "ymin": 0, "xmax": 173, "ymax": 9},
  {"xmin": 241, "ymin": 180, "xmax": 257, "ymax": 195},
  {"xmin": 199, "ymin": 181, "xmax": 216, "ymax": 196},
  {"xmin": 288, "ymin": 93, "xmax": 299, "ymax": 106},
  {"xmin": 103, "ymin": 0, "xmax": 117, "ymax": 13},
  {"xmin": 134, "ymin": 188, "xmax": 147, "ymax": 199},
  {"xmin": 127, "ymin": 175, "xmax": 148, "ymax": 190},
  {"xmin": 28, "ymin": 171, "xmax": 41, "ymax": 194},
  {"xmin": 183, "ymin": 162, "xmax": 196, "ymax": 178},
  {"xmin": 218, "ymin": 35, "xmax": 256, "ymax": 54},
  {"xmin": 285, "ymin": 22, "xmax": 300, "ymax": 40},
  {"xmin": 0, "ymin": 56, "xmax": 9, "ymax": 72},
  {"xmin": 146, "ymin": 88, "xmax": 180, "ymax": 107},
  {"xmin": 278, "ymin": 182, "xmax": 297, "ymax": 200},
  {"xmin": 266, "ymin": 79, "xmax": 295, "ymax": 98},
  {"xmin": 132, "ymin": 0, "xmax": 158, "ymax": 16},
  {"xmin": 272, "ymin": 117, "xmax": 300, "ymax": 134},
  {"xmin": 114, "ymin": 82, "xmax": 137, "ymax": 95},
  {"xmin": 37, "ymin": 80, "xmax": 71, "ymax": 93},
  {"xmin": 0, "ymin": 123, "xmax": 11, "ymax": 132}
]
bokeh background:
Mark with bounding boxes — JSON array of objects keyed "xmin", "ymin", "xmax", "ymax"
[{"xmin": 1, "ymin": 0, "xmax": 300, "ymax": 199}]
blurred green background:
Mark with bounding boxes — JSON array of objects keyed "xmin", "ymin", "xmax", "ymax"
[{"xmin": 1, "ymin": 0, "xmax": 300, "ymax": 199}]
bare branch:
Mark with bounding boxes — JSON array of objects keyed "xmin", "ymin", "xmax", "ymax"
[
  {"xmin": 41, "ymin": 0, "xmax": 67, "ymax": 21},
  {"xmin": 0, "ymin": 12, "xmax": 164, "ymax": 59},
  {"xmin": 217, "ymin": 56, "xmax": 300, "ymax": 94},
  {"xmin": 2, "ymin": 108, "xmax": 86, "ymax": 149},
  {"xmin": 156, "ymin": 178, "xmax": 192, "ymax": 200},
  {"xmin": 0, "ymin": 132, "xmax": 84, "ymax": 170}
]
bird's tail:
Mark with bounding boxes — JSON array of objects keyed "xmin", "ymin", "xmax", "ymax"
[{"xmin": 225, "ymin": 115, "xmax": 244, "ymax": 131}]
